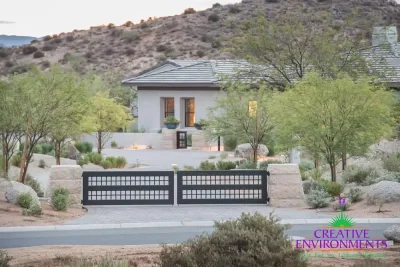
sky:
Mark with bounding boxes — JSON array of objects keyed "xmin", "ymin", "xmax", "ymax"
[{"xmin": 0, "ymin": 0, "xmax": 240, "ymax": 37}]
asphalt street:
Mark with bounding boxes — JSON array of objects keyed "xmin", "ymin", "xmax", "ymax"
[{"xmin": 0, "ymin": 223, "xmax": 392, "ymax": 249}]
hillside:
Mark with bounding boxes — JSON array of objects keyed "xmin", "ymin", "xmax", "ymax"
[
  {"xmin": 0, "ymin": 35, "xmax": 40, "ymax": 47},
  {"xmin": 0, "ymin": 0, "xmax": 399, "ymax": 78}
]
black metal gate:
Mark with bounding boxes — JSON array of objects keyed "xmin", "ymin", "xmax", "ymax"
[
  {"xmin": 177, "ymin": 170, "xmax": 268, "ymax": 204},
  {"xmin": 177, "ymin": 131, "xmax": 187, "ymax": 149},
  {"xmin": 82, "ymin": 171, "xmax": 174, "ymax": 205}
]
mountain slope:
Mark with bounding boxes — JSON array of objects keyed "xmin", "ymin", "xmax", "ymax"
[{"xmin": 0, "ymin": 0, "xmax": 399, "ymax": 78}]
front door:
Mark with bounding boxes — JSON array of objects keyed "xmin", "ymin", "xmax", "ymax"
[{"xmin": 177, "ymin": 131, "xmax": 187, "ymax": 149}]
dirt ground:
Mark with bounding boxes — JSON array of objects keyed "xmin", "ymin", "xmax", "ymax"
[
  {"xmin": 0, "ymin": 192, "xmax": 86, "ymax": 227},
  {"xmin": 4, "ymin": 245, "xmax": 400, "ymax": 267}
]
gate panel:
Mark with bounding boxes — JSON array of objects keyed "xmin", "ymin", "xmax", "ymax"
[
  {"xmin": 177, "ymin": 131, "xmax": 187, "ymax": 149},
  {"xmin": 82, "ymin": 171, "xmax": 174, "ymax": 205},
  {"xmin": 177, "ymin": 170, "xmax": 268, "ymax": 204}
]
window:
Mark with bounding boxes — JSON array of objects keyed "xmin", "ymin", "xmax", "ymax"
[
  {"xmin": 164, "ymin": 98, "xmax": 174, "ymax": 118},
  {"xmin": 185, "ymin": 99, "xmax": 195, "ymax": 127}
]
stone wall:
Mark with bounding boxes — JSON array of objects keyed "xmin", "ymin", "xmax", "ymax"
[
  {"xmin": 267, "ymin": 164, "xmax": 305, "ymax": 208},
  {"xmin": 46, "ymin": 165, "xmax": 83, "ymax": 208},
  {"xmin": 191, "ymin": 130, "xmax": 208, "ymax": 150},
  {"xmin": 161, "ymin": 129, "xmax": 177, "ymax": 149}
]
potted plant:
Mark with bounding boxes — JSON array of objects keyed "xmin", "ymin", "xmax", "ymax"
[
  {"xmin": 194, "ymin": 119, "xmax": 208, "ymax": 130},
  {"xmin": 164, "ymin": 116, "xmax": 180, "ymax": 129}
]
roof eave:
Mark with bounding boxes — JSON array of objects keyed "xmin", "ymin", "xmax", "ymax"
[{"xmin": 123, "ymin": 82, "xmax": 220, "ymax": 88}]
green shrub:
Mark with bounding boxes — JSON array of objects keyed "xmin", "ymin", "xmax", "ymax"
[
  {"xmin": 87, "ymin": 152, "xmax": 103, "ymax": 165},
  {"xmin": 259, "ymin": 160, "xmax": 281, "ymax": 170},
  {"xmin": 321, "ymin": 181, "xmax": 344, "ymax": 197},
  {"xmin": 382, "ymin": 152, "xmax": 400, "ymax": 172},
  {"xmin": 51, "ymin": 188, "xmax": 70, "ymax": 211},
  {"xmin": 105, "ymin": 156, "xmax": 117, "ymax": 167},
  {"xmin": 306, "ymin": 189, "xmax": 330, "ymax": 209},
  {"xmin": 22, "ymin": 45, "xmax": 38, "ymax": 55},
  {"xmin": 208, "ymin": 13, "xmax": 220, "ymax": 22},
  {"xmin": 212, "ymin": 3, "xmax": 221, "ymax": 8},
  {"xmin": 348, "ymin": 187, "xmax": 363, "ymax": 203},
  {"xmin": 302, "ymin": 180, "xmax": 325, "ymax": 195},
  {"xmin": 183, "ymin": 165, "xmax": 196, "ymax": 171},
  {"xmin": 351, "ymin": 259, "xmax": 393, "ymax": 267},
  {"xmin": 0, "ymin": 250, "xmax": 12, "ymax": 267},
  {"xmin": 216, "ymin": 161, "xmax": 236, "ymax": 170},
  {"xmin": 38, "ymin": 159, "xmax": 46, "ymax": 169},
  {"xmin": 11, "ymin": 153, "xmax": 22, "ymax": 167},
  {"xmin": 122, "ymin": 30, "xmax": 140, "ymax": 43},
  {"xmin": 17, "ymin": 192, "xmax": 33, "ymax": 209},
  {"xmin": 111, "ymin": 141, "xmax": 118, "ymax": 148},
  {"xmin": 22, "ymin": 202, "xmax": 43, "ymax": 217},
  {"xmin": 184, "ymin": 8, "xmax": 196, "ymax": 14},
  {"xmin": 237, "ymin": 161, "xmax": 257, "ymax": 169},
  {"xmin": 199, "ymin": 160, "xmax": 216, "ymax": 170},
  {"xmin": 342, "ymin": 166, "xmax": 373, "ymax": 184},
  {"xmin": 299, "ymin": 160, "xmax": 315, "ymax": 172},
  {"xmin": 159, "ymin": 213, "xmax": 307, "ymax": 267},
  {"xmin": 307, "ymin": 168, "xmax": 325, "ymax": 181},
  {"xmin": 208, "ymin": 155, "xmax": 216, "ymax": 159},
  {"xmin": 43, "ymin": 35, "xmax": 52, "ymax": 41},
  {"xmin": 115, "ymin": 157, "xmax": 127, "ymax": 168},
  {"xmin": 26, "ymin": 176, "xmax": 44, "ymax": 197},
  {"xmin": 40, "ymin": 143, "xmax": 53, "ymax": 154},
  {"xmin": 77, "ymin": 155, "xmax": 90, "ymax": 167},
  {"xmin": 101, "ymin": 160, "xmax": 113, "ymax": 169},
  {"xmin": 228, "ymin": 6, "xmax": 240, "ymax": 14},
  {"xmin": 33, "ymin": 51, "xmax": 44, "ymax": 58},
  {"xmin": 33, "ymin": 144, "xmax": 42, "ymax": 154},
  {"xmin": 220, "ymin": 152, "xmax": 228, "ymax": 160}
]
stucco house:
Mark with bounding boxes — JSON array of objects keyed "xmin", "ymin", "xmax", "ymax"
[{"xmin": 122, "ymin": 27, "xmax": 400, "ymax": 133}]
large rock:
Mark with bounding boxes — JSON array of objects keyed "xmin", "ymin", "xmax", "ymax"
[
  {"xmin": 5, "ymin": 181, "xmax": 39, "ymax": 206},
  {"xmin": 383, "ymin": 225, "xmax": 400, "ymax": 243},
  {"xmin": 68, "ymin": 144, "xmax": 80, "ymax": 160},
  {"xmin": 0, "ymin": 178, "xmax": 11, "ymax": 193},
  {"xmin": 366, "ymin": 181, "xmax": 400, "ymax": 204},
  {"xmin": 234, "ymin": 143, "xmax": 268, "ymax": 159}
]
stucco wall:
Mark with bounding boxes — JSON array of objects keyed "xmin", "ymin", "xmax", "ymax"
[
  {"xmin": 137, "ymin": 89, "xmax": 226, "ymax": 132},
  {"xmin": 81, "ymin": 133, "xmax": 163, "ymax": 149}
]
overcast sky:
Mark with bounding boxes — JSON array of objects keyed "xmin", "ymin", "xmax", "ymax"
[
  {"xmin": 0, "ymin": 0, "xmax": 240, "ymax": 37},
  {"xmin": 1, "ymin": 0, "xmax": 399, "ymax": 37}
]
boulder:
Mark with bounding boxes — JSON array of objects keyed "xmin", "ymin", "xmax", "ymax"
[
  {"xmin": 68, "ymin": 144, "xmax": 80, "ymax": 160},
  {"xmin": 0, "ymin": 178, "xmax": 11, "ymax": 193},
  {"xmin": 5, "ymin": 181, "xmax": 39, "ymax": 206},
  {"xmin": 366, "ymin": 181, "xmax": 400, "ymax": 205},
  {"xmin": 234, "ymin": 143, "xmax": 268, "ymax": 159},
  {"xmin": 383, "ymin": 225, "xmax": 400, "ymax": 243}
]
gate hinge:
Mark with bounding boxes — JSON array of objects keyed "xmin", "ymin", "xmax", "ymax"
[{"xmin": 266, "ymin": 171, "xmax": 270, "ymax": 176}]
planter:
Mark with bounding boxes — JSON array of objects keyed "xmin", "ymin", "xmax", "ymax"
[
  {"xmin": 194, "ymin": 124, "xmax": 203, "ymax": 130},
  {"xmin": 165, "ymin": 123, "xmax": 179, "ymax": 129}
]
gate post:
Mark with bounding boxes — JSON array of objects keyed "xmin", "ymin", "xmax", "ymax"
[{"xmin": 161, "ymin": 129, "xmax": 177, "ymax": 149}]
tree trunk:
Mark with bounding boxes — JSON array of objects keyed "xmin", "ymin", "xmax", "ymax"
[
  {"xmin": 55, "ymin": 141, "xmax": 61, "ymax": 165},
  {"xmin": 21, "ymin": 153, "xmax": 31, "ymax": 184},
  {"xmin": 18, "ymin": 134, "xmax": 29, "ymax": 183},
  {"xmin": 253, "ymin": 145, "xmax": 258, "ymax": 163},
  {"xmin": 1, "ymin": 133, "xmax": 7, "ymax": 176},
  {"xmin": 329, "ymin": 154, "xmax": 337, "ymax": 183},
  {"xmin": 342, "ymin": 153, "xmax": 347, "ymax": 171},
  {"xmin": 97, "ymin": 132, "xmax": 102, "ymax": 154},
  {"xmin": 314, "ymin": 159, "xmax": 319, "ymax": 169}
]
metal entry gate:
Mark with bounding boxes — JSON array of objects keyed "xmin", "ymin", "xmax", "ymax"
[
  {"xmin": 177, "ymin": 131, "xmax": 187, "ymax": 149},
  {"xmin": 177, "ymin": 170, "xmax": 268, "ymax": 204},
  {"xmin": 82, "ymin": 171, "xmax": 174, "ymax": 205}
]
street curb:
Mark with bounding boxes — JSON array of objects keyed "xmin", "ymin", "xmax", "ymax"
[{"xmin": 0, "ymin": 218, "xmax": 399, "ymax": 233}]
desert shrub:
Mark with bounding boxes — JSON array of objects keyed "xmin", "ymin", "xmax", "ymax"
[
  {"xmin": 196, "ymin": 50, "xmax": 205, "ymax": 58},
  {"xmin": 0, "ymin": 250, "xmax": 12, "ymax": 267},
  {"xmin": 307, "ymin": 168, "xmax": 325, "ymax": 181},
  {"xmin": 229, "ymin": 6, "xmax": 240, "ymax": 14},
  {"xmin": 104, "ymin": 48, "xmax": 114, "ymax": 55},
  {"xmin": 208, "ymin": 13, "xmax": 220, "ymax": 22},
  {"xmin": 107, "ymin": 23, "xmax": 115, "ymax": 29},
  {"xmin": 342, "ymin": 166, "xmax": 373, "ymax": 184},
  {"xmin": 306, "ymin": 189, "xmax": 330, "ymax": 208},
  {"xmin": 75, "ymin": 142, "xmax": 93, "ymax": 154},
  {"xmin": 382, "ymin": 152, "xmax": 400, "ymax": 172},
  {"xmin": 110, "ymin": 29, "xmax": 123, "ymax": 37},
  {"xmin": 33, "ymin": 51, "xmax": 44, "ymax": 58},
  {"xmin": 11, "ymin": 153, "xmax": 22, "ymax": 167},
  {"xmin": 321, "ymin": 181, "xmax": 344, "ymax": 197},
  {"xmin": 115, "ymin": 157, "xmax": 127, "ymax": 168},
  {"xmin": 42, "ymin": 45, "xmax": 53, "ymax": 51},
  {"xmin": 333, "ymin": 199, "xmax": 351, "ymax": 211},
  {"xmin": 212, "ymin": 3, "xmax": 221, "ymax": 8},
  {"xmin": 259, "ymin": 160, "xmax": 281, "ymax": 170},
  {"xmin": 122, "ymin": 30, "xmax": 140, "ymax": 42},
  {"xmin": 216, "ymin": 161, "xmax": 236, "ymax": 170},
  {"xmin": 77, "ymin": 155, "xmax": 90, "ymax": 166},
  {"xmin": 22, "ymin": 45, "xmax": 38, "ymax": 55},
  {"xmin": 31, "ymin": 39, "xmax": 39, "ymax": 44},
  {"xmin": 111, "ymin": 141, "xmax": 118, "ymax": 148},
  {"xmin": 156, "ymin": 44, "xmax": 171, "ymax": 52},
  {"xmin": 208, "ymin": 155, "xmax": 216, "ymax": 159},
  {"xmin": 50, "ymin": 37, "xmax": 63, "ymax": 44},
  {"xmin": 160, "ymin": 213, "xmax": 306, "ymax": 267},
  {"xmin": 38, "ymin": 159, "xmax": 46, "ymax": 169},
  {"xmin": 126, "ymin": 48, "xmax": 135, "ymax": 56},
  {"xmin": 9, "ymin": 64, "xmax": 30, "ymax": 74},
  {"xmin": 220, "ymin": 152, "xmax": 228, "ymax": 160},
  {"xmin": 22, "ymin": 202, "xmax": 43, "ymax": 217},
  {"xmin": 40, "ymin": 143, "xmax": 53, "ymax": 154},
  {"xmin": 43, "ymin": 35, "xmax": 52, "ymax": 41},
  {"xmin": 211, "ymin": 38, "xmax": 222, "ymax": 48},
  {"xmin": 101, "ymin": 159, "xmax": 113, "ymax": 169},
  {"xmin": 84, "ymin": 51, "xmax": 94, "ymax": 58},
  {"xmin": 302, "ymin": 180, "xmax": 324, "ymax": 195},
  {"xmin": 184, "ymin": 8, "xmax": 196, "ymax": 14},
  {"xmin": 87, "ymin": 153, "xmax": 103, "ymax": 165},
  {"xmin": 183, "ymin": 165, "xmax": 196, "ymax": 170},
  {"xmin": 0, "ymin": 50, "xmax": 8, "ymax": 58},
  {"xmin": 237, "ymin": 161, "xmax": 257, "ymax": 169},
  {"xmin": 4, "ymin": 61, "xmax": 13, "ymax": 68},
  {"xmin": 222, "ymin": 136, "xmax": 237, "ymax": 151},
  {"xmin": 51, "ymin": 188, "xmax": 70, "ymax": 211},
  {"xmin": 266, "ymin": 0, "xmax": 279, "ymax": 2},
  {"xmin": 123, "ymin": 21, "xmax": 134, "ymax": 27},
  {"xmin": 299, "ymin": 160, "xmax": 315, "ymax": 172},
  {"xmin": 348, "ymin": 187, "xmax": 363, "ymax": 203},
  {"xmin": 26, "ymin": 176, "xmax": 44, "ymax": 197},
  {"xmin": 18, "ymin": 192, "xmax": 33, "ymax": 209},
  {"xmin": 66, "ymin": 35, "xmax": 74, "ymax": 42},
  {"xmin": 187, "ymin": 134, "xmax": 192, "ymax": 147},
  {"xmin": 199, "ymin": 160, "xmax": 216, "ymax": 170},
  {"xmin": 105, "ymin": 156, "xmax": 117, "ymax": 167},
  {"xmin": 351, "ymin": 259, "xmax": 393, "ymax": 267}
]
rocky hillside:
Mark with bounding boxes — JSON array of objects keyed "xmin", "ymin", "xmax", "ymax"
[{"xmin": 0, "ymin": 0, "xmax": 399, "ymax": 78}]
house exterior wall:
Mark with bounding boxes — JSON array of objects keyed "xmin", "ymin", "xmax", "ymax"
[
  {"xmin": 137, "ymin": 89, "xmax": 225, "ymax": 132},
  {"xmin": 81, "ymin": 133, "xmax": 163, "ymax": 149}
]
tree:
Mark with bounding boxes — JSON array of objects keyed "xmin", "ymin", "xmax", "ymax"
[
  {"xmin": 208, "ymin": 82, "xmax": 274, "ymax": 162},
  {"xmin": 88, "ymin": 92, "xmax": 132, "ymax": 153},
  {"xmin": 230, "ymin": 10, "xmax": 387, "ymax": 90},
  {"xmin": 271, "ymin": 73, "xmax": 393, "ymax": 182},
  {"xmin": 47, "ymin": 72, "xmax": 90, "ymax": 165}
]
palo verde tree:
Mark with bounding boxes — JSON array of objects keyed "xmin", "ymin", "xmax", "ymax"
[
  {"xmin": 88, "ymin": 91, "xmax": 132, "ymax": 153},
  {"xmin": 271, "ymin": 73, "xmax": 394, "ymax": 182},
  {"xmin": 208, "ymin": 81, "xmax": 274, "ymax": 162},
  {"xmin": 230, "ymin": 9, "xmax": 388, "ymax": 90}
]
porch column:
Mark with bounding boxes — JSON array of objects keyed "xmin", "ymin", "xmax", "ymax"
[{"xmin": 175, "ymin": 97, "xmax": 182, "ymax": 129}]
